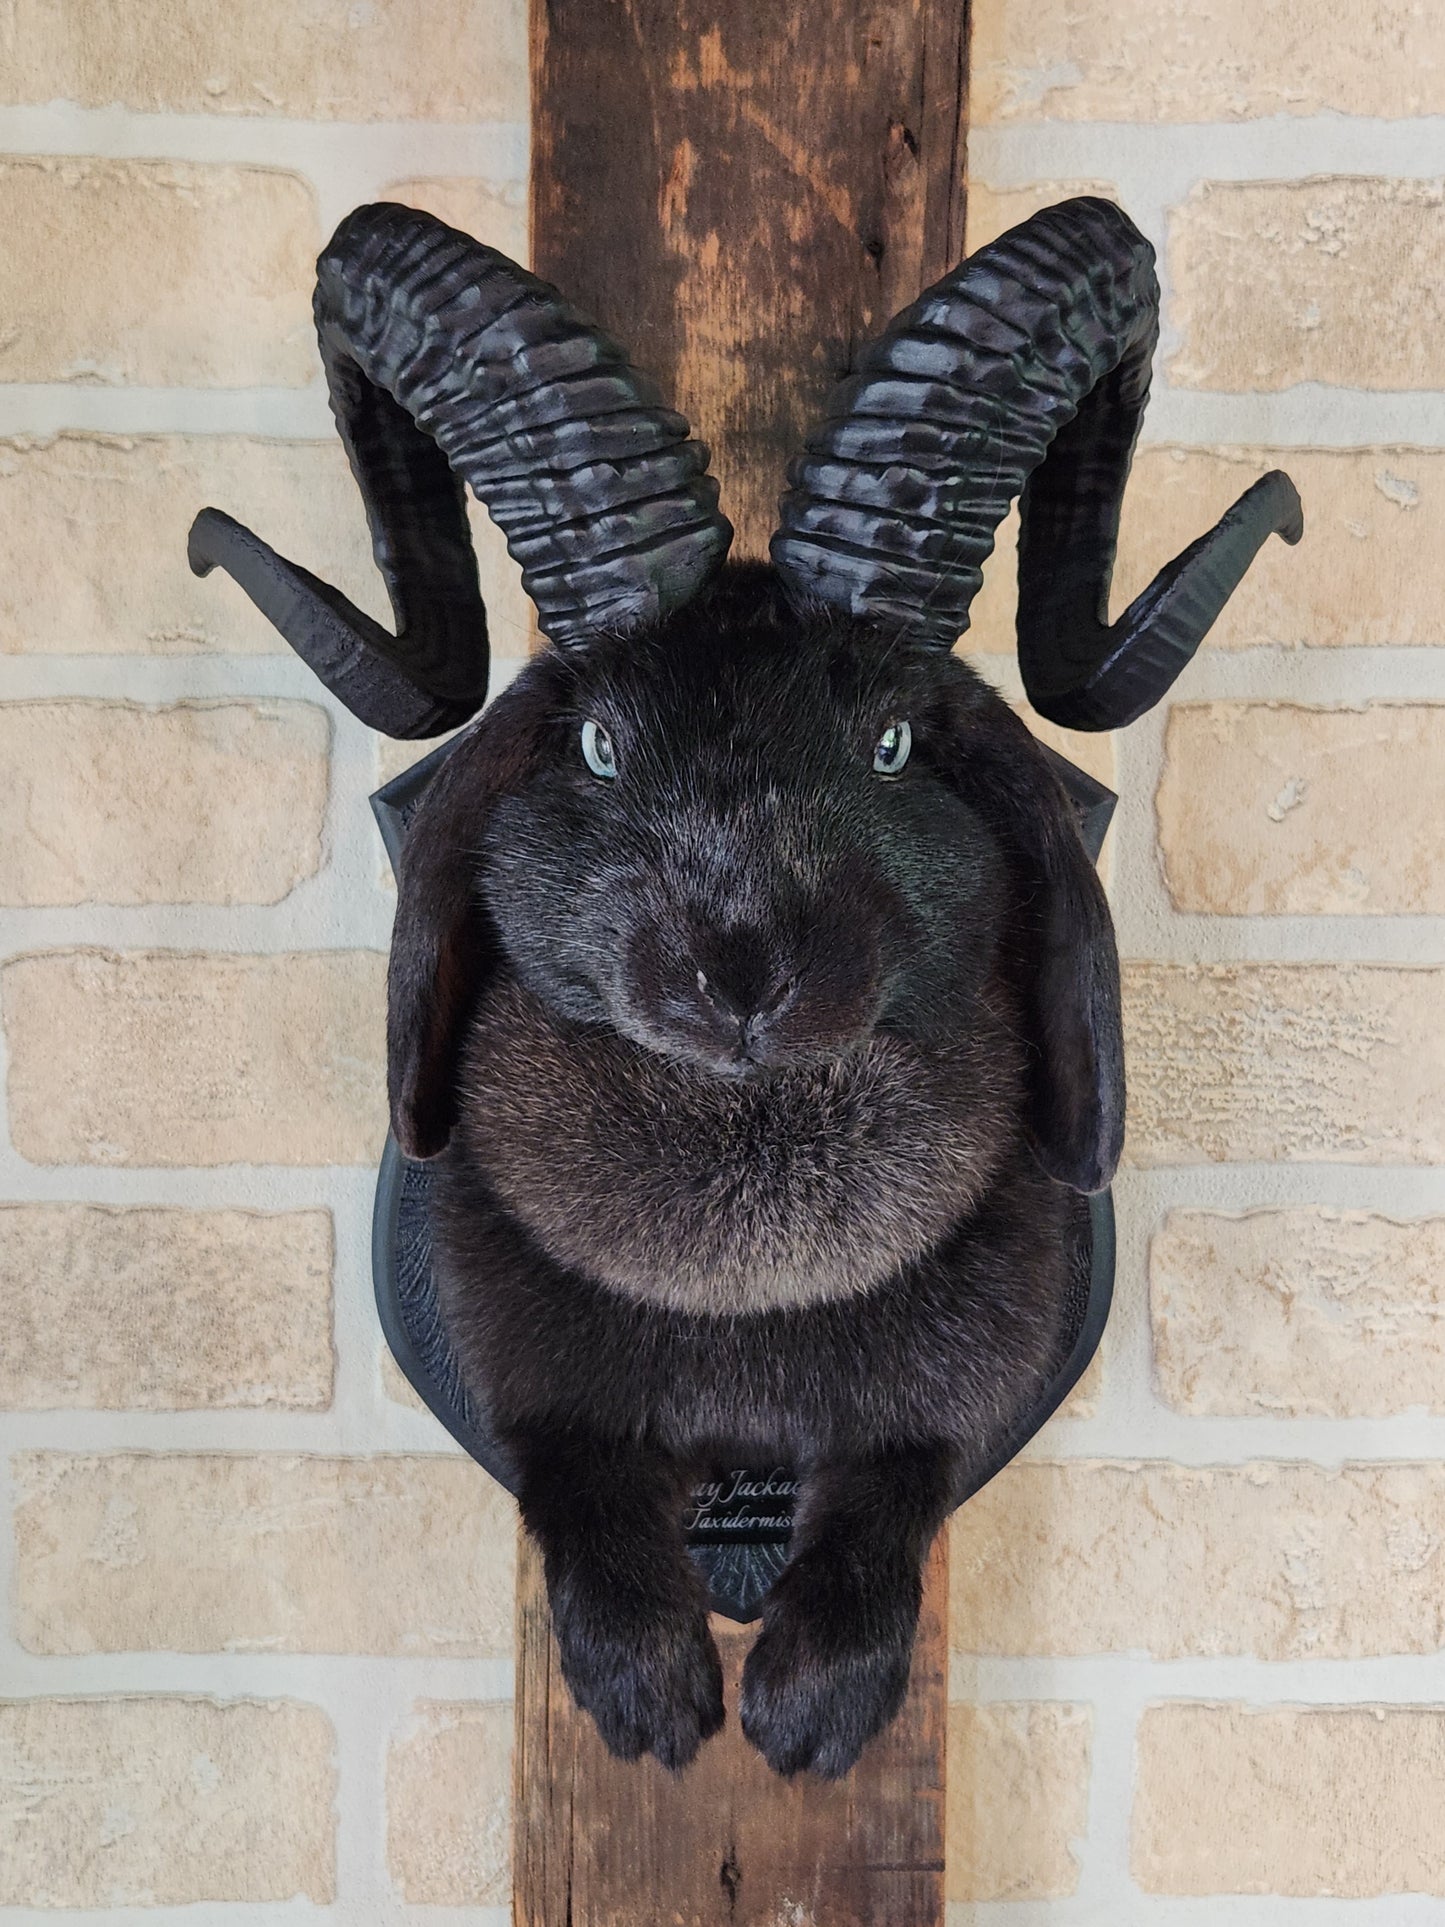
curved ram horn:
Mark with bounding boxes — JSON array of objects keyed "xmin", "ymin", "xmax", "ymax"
[
  {"xmin": 770, "ymin": 197, "xmax": 1301, "ymax": 730},
  {"xmin": 189, "ymin": 202, "xmax": 734, "ymax": 737}
]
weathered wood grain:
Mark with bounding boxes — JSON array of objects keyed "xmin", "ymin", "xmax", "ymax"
[
  {"xmin": 519, "ymin": 7, "xmax": 963, "ymax": 1917},
  {"xmin": 531, "ymin": 0, "xmax": 969, "ymax": 558},
  {"xmin": 514, "ymin": 1530, "xmax": 948, "ymax": 1926}
]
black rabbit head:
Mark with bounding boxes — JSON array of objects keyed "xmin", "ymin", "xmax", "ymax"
[
  {"xmin": 477, "ymin": 571, "xmax": 999, "ymax": 1082},
  {"xmin": 188, "ymin": 197, "xmax": 1302, "ymax": 1197}
]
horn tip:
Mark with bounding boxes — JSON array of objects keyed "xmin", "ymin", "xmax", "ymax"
[
  {"xmin": 1260, "ymin": 469, "xmax": 1305, "ymax": 546},
  {"xmin": 186, "ymin": 505, "xmax": 232, "ymax": 579}
]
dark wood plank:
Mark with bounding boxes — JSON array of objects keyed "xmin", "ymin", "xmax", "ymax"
[
  {"xmin": 514, "ymin": 1531, "xmax": 947, "ymax": 1927},
  {"xmin": 519, "ymin": 7, "xmax": 964, "ymax": 1917},
  {"xmin": 531, "ymin": 0, "xmax": 969, "ymax": 558}
]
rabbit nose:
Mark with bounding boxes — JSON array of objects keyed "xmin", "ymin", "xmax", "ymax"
[{"xmin": 694, "ymin": 962, "xmax": 798, "ymax": 1032}]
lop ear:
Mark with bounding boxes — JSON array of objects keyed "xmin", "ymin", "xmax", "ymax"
[
  {"xmin": 933, "ymin": 689, "xmax": 1124, "ymax": 1192},
  {"xmin": 387, "ymin": 678, "xmax": 548, "ymax": 1159}
]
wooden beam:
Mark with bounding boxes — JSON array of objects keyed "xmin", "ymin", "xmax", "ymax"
[
  {"xmin": 514, "ymin": 1533, "xmax": 948, "ymax": 1926},
  {"xmin": 530, "ymin": 0, "xmax": 968, "ymax": 558},
  {"xmin": 519, "ymin": 5, "xmax": 968, "ymax": 1918}
]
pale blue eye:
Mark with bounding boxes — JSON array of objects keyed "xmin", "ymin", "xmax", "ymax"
[
  {"xmin": 872, "ymin": 719, "xmax": 911, "ymax": 775},
  {"xmin": 581, "ymin": 719, "xmax": 617, "ymax": 779}
]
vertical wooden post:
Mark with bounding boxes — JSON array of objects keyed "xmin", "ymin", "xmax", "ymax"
[
  {"xmin": 530, "ymin": 0, "xmax": 967, "ymax": 561},
  {"xmin": 517, "ymin": 6, "xmax": 968, "ymax": 1921},
  {"xmin": 515, "ymin": 1535, "xmax": 949, "ymax": 1926}
]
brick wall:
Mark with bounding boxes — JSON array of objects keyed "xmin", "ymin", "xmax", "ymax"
[
  {"xmin": 949, "ymin": 2, "xmax": 1445, "ymax": 1915},
  {"xmin": 0, "ymin": 4, "xmax": 525, "ymax": 1915},
  {"xmin": 3, "ymin": 3, "xmax": 1443, "ymax": 1919}
]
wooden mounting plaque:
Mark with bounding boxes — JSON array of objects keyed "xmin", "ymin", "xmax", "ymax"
[{"xmin": 519, "ymin": 4, "xmax": 969, "ymax": 1918}]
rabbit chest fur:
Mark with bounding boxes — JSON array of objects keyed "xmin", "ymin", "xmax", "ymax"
[
  {"xmin": 430, "ymin": 1086, "xmax": 1073, "ymax": 1471},
  {"xmin": 455, "ymin": 967, "xmax": 1024, "ymax": 1315}
]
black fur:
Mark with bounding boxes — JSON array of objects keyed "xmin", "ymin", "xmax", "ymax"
[{"xmin": 390, "ymin": 562, "xmax": 1122, "ymax": 1775}]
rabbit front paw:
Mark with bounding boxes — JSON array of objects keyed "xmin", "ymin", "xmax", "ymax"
[
  {"xmin": 551, "ymin": 1581, "xmax": 724, "ymax": 1771},
  {"xmin": 739, "ymin": 1554, "xmax": 917, "ymax": 1778}
]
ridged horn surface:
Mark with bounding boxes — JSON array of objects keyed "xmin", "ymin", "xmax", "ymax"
[
  {"xmin": 188, "ymin": 202, "xmax": 733, "ymax": 737},
  {"xmin": 771, "ymin": 197, "xmax": 1301, "ymax": 730}
]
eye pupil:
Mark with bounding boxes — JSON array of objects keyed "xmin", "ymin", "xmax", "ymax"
[
  {"xmin": 872, "ymin": 718, "xmax": 911, "ymax": 775},
  {"xmin": 581, "ymin": 719, "xmax": 617, "ymax": 779}
]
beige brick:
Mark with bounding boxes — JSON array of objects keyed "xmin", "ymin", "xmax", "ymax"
[
  {"xmin": 1152, "ymin": 1208, "xmax": 1445, "ymax": 1418},
  {"xmin": 0, "ymin": 432, "xmax": 534, "ymax": 658},
  {"xmin": 0, "ymin": 700, "xmax": 328, "ymax": 906},
  {"xmin": 972, "ymin": 444, "xmax": 1439, "ymax": 659},
  {"xmin": 0, "ymin": 159, "xmax": 316, "ymax": 386},
  {"xmin": 14, "ymin": 1454, "xmax": 516, "ymax": 1656},
  {"xmin": 0, "ymin": 435, "xmax": 381, "ymax": 655},
  {"xmin": 964, "ymin": 181, "xmax": 1118, "ymax": 254},
  {"xmin": 0, "ymin": 1696, "xmax": 334, "ymax": 1906},
  {"xmin": 387, "ymin": 1700, "xmax": 512, "ymax": 1904},
  {"xmin": 1117, "ymin": 446, "xmax": 1445, "ymax": 649},
  {"xmin": 0, "ymin": 1204, "xmax": 331, "ymax": 1411},
  {"xmin": 460, "ymin": 507, "xmax": 537, "ymax": 661},
  {"xmin": 384, "ymin": 176, "xmax": 529, "ymax": 265},
  {"xmin": 1, "ymin": 950, "xmax": 386, "ymax": 1167},
  {"xmin": 1134, "ymin": 1703, "xmax": 1445, "ymax": 1896},
  {"xmin": 946, "ymin": 1702, "xmax": 1090, "ymax": 1901},
  {"xmin": 1158, "ymin": 703, "xmax": 1445, "ymax": 915},
  {"xmin": 971, "ymin": 0, "xmax": 1445, "ymax": 121},
  {"xmin": 952, "ymin": 1460, "xmax": 1445, "ymax": 1659},
  {"xmin": 962, "ymin": 503, "xmax": 1020, "ymax": 658},
  {"xmin": 1169, "ymin": 178, "xmax": 1445, "ymax": 392},
  {"xmin": 2, "ymin": 0, "xmax": 526, "ymax": 121},
  {"xmin": 1122, "ymin": 963, "xmax": 1445, "ymax": 1165}
]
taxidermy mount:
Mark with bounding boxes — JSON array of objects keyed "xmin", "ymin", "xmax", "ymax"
[{"xmin": 188, "ymin": 195, "xmax": 1300, "ymax": 1778}]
